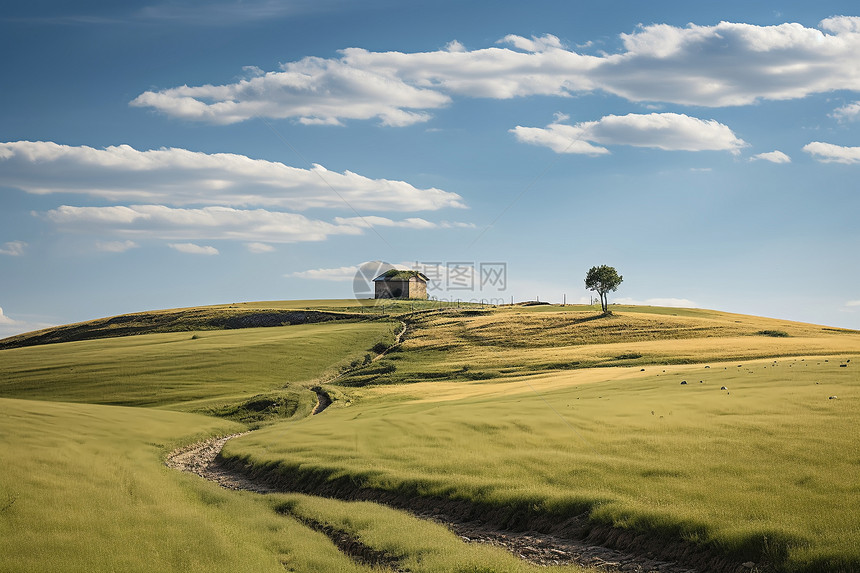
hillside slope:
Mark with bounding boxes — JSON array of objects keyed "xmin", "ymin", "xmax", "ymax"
[
  {"xmin": 339, "ymin": 304, "xmax": 860, "ymax": 385},
  {"xmin": 0, "ymin": 304, "xmax": 372, "ymax": 350}
]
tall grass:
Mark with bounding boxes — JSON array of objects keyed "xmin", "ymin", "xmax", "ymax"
[
  {"xmin": 0, "ymin": 397, "xmax": 589, "ymax": 573},
  {"xmin": 0, "ymin": 321, "xmax": 396, "ymax": 408},
  {"xmin": 0, "ymin": 398, "xmax": 381, "ymax": 573},
  {"xmin": 340, "ymin": 306, "xmax": 860, "ymax": 384},
  {"xmin": 225, "ymin": 357, "xmax": 860, "ymax": 571}
]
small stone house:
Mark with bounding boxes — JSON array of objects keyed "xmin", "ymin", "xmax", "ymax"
[{"xmin": 373, "ymin": 270, "xmax": 429, "ymax": 300}]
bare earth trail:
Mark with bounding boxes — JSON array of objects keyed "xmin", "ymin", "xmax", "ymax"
[
  {"xmin": 166, "ymin": 319, "xmax": 754, "ymax": 572},
  {"xmin": 167, "ymin": 431, "xmax": 736, "ymax": 573}
]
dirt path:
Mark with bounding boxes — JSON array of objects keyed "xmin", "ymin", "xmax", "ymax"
[
  {"xmin": 166, "ymin": 433, "xmax": 273, "ymax": 494},
  {"xmin": 310, "ymin": 386, "xmax": 332, "ymax": 415},
  {"xmin": 164, "ymin": 433, "xmax": 740, "ymax": 573}
]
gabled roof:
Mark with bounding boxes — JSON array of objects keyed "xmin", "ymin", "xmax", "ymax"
[{"xmin": 373, "ymin": 269, "xmax": 429, "ymax": 282}]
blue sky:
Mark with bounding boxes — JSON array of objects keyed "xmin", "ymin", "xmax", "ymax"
[{"xmin": 2, "ymin": 0, "xmax": 860, "ymax": 336}]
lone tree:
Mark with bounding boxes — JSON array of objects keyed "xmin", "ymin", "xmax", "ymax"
[{"xmin": 585, "ymin": 265, "xmax": 623, "ymax": 315}]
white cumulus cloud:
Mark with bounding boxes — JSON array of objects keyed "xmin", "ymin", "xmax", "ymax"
[
  {"xmin": 751, "ymin": 150, "xmax": 791, "ymax": 163},
  {"xmin": 512, "ymin": 113, "xmax": 747, "ymax": 155},
  {"xmin": 131, "ymin": 56, "xmax": 450, "ymax": 126},
  {"xmin": 803, "ymin": 141, "xmax": 860, "ymax": 164},
  {"xmin": 131, "ymin": 19, "xmax": 860, "ymax": 125},
  {"xmin": 0, "ymin": 141, "xmax": 465, "ymax": 212},
  {"xmin": 168, "ymin": 243, "xmax": 219, "ymax": 256},
  {"xmin": 0, "ymin": 240, "xmax": 27, "ymax": 256}
]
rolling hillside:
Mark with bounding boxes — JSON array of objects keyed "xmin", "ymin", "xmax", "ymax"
[{"xmin": 1, "ymin": 301, "xmax": 858, "ymax": 573}]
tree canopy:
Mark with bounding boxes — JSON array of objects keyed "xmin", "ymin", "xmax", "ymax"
[{"xmin": 585, "ymin": 265, "xmax": 623, "ymax": 314}]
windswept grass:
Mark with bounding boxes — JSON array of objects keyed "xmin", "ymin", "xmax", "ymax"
[
  {"xmin": 271, "ymin": 493, "xmax": 587, "ymax": 573},
  {"xmin": 3, "ymin": 301, "xmax": 859, "ymax": 572},
  {"xmin": 0, "ymin": 397, "xmax": 384, "ymax": 573},
  {"xmin": 0, "ymin": 397, "xmax": 589, "ymax": 573},
  {"xmin": 338, "ymin": 306, "xmax": 860, "ymax": 385},
  {"xmin": 0, "ymin": 321, "xmax": 396, "ymax": 410},
  {"xmin": 225, "ymin": 357, "xmax": 860, "ymax": 572}
]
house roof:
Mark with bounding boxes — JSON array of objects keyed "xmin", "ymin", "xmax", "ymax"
[{"xmin": 373, "ymin": 269, "xmax": 429, "ymax": 282}]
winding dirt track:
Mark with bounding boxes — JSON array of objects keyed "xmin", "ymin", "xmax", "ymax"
[
  {"xmin": 166, "ymin": 429, "xmax": 717, "ymax": 573},
  {"xmin": 165, "ymin": 320, "xmax": 751, "ymax": 573}
]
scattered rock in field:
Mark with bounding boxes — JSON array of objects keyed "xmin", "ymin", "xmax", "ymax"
[
  {"xmin": 829, "ymin": 396, "xmax": 838, "ymax": 400},
  {"xmin": 680, "ymin": 381, "xmax": 687, "ymax": 385},
  {"xmin": 704, "ymin": 365, "xmax": 710, "ymax": 369},
  {"xmin": 840, "ymin": 364, "xmax": 848, "ymax": 368},
  {"xmin": 641, "ymin": 368, "xmax": 646, "ymax": 371},
  {"xmin": 720, "ymin": 386, "xmax": 728, "ymax": 390},
  {"xmin": 699, "ymin": 381, "xmax": 703, "ymax": 384}
]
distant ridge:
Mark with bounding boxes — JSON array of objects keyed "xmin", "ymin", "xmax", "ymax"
[{"xmin": 0, "ymin": 306, "xmax": 367, "ymax": 350}]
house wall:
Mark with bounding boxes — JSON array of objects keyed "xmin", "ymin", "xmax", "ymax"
[
  {"xmin": 408, "ymin": 278, "xmax": 428, "ymax": 299},
  {"xmin": 375, "ymin": 280, "xmax": 406, "ymax": 299},
  {"xmin": 374, "ymin": 278, "xmax": 429, "ymax": 299}
]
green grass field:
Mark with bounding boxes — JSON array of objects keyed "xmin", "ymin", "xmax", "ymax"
[
  {"xmin": 1, "ymin": 301, "xmax": 858, "ymax": 572},
  {"xmin": 0, "ymin": 320, "xmax": 396, "ymax": 412},
  {"xmin": 0, "ymin": 397, "xmax": 587, "ymax": 573},
  {"xmin": 224, "ymin": 356, "xmax": 860, "ymax": 571}
]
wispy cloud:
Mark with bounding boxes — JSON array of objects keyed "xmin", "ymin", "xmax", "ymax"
[
  {"xmin": 245, "ymin": 242, "xmax": 275, "ymax": 253},
  {"xmin": 614, "ymin": 297, "xmax": 698, "ymax": 308},
  {"xmin": 132, "ymin": 18, "xmax": 860, "ymax": 125},
  {"xmin": 3, "ymin": 1, "xmax": 354, "ymax": 27},
  {"xmin": 41, "ymin": 204, "xmax": 463, "ymax": 245},
  {"xmin": 331, "ymin": 217, "xmax": 475, "ymax": 233},
  {"xmin": 288, "ymin": 265, "xmax": 360, "ymax": 281},
  {"xmin": 803, "ymin": 141, "xmax": 860, "ymax": 164},
  {"xmin": 0, "ymin": 307, "xmax": 55, "ymax": 339},
  {"xmin": 0, "ymin": 141, "xmax": 465, "ymax": 212},
  {"xmin": 288, "ymin": 260, "xmax": 413, "ymax": 282},
  {"xmin": 831, "ymin": 101, "xmax": 860, "ymax": 122},
  {"xmin": 0, "ymin": 307, "xmax": 19, "ymax": 326},
  {"xmin": 0, "ymin": 240, "xmax": 26, "ymax": 256},
  {"xmin": 95, "ymin": 240, "xmax": 138, "ymax": 253},
  {"xmin": 512, "ymin": 113, "xmax": 747, "ymax": 155},
  {"xmin": 168, "ymin": 243, "xmax": 219, "ymax": 256},
  {"xmin": 751, "ymin": 150, "xmax": 791, "ymax": 164},
  {"xmin": 135, "ymin": 0, "xmax": 353, "ymax": 26},
  {"xmin": 43, "ymin": 205, "xmax": 363, "ymax": 243},
  {"xmin": 845, "ymin": 300, "xmax": 860, "ymax": 307}
]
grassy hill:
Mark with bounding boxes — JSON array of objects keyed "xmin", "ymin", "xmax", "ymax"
[
  {"xmin": 1, "ymin": 300, "xmax": 858, "ymax": 573},
  {"xmin": 338, "ymin": 304, "xmax": 859, "ymax": 385}
]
